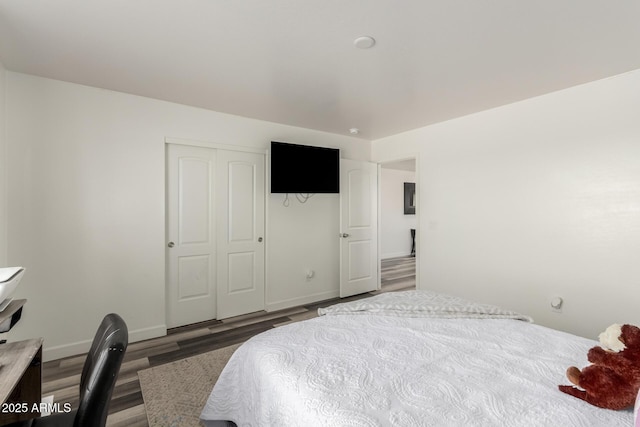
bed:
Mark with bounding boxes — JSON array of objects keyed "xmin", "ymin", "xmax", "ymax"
[{"xmin": 200, "ymin": 290, "xmax": 633, "ymax": 426}]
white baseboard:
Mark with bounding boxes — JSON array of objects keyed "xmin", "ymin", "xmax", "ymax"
[
  {"xmin": 266, "ymin": 290, "xmax": 339, "ymax": 312},
  {"xmin": 43, "ymin": 324, "xmax": 167, "ymax": 362}
]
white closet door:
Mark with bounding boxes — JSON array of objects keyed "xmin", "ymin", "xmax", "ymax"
[
  {"xmin": 216, "ymin": 150, "xmax": 266, "ymax": 319},
  {"xmin": 166, "ymin": 144, "xmax": 217, "ymax": 328}
]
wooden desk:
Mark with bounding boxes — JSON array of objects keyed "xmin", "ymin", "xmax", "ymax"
[{"xmin": 0, "ymin": 338, "xmax": 43, "ymax": 425}]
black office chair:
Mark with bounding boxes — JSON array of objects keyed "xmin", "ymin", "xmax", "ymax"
[{"xmin": 12, "ymin": 313, "xmax": 128, "ymax": 427}]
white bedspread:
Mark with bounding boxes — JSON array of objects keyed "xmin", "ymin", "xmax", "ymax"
[
  {"xmin": 201, "ymin": 291, "xmax": 632, "ymax": 426},
  {"xmin": 318, "ymin": 290, "xmax": 533, "ymax": 321}
]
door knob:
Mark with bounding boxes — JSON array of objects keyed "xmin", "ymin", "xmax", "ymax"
[
  {"xmin": 341, "ymin": 233, "xmax": 350, "ymax": 238},
  {"xmin": 167, "ymin": 242, "xmax": 175, "ymax": 248},
  {"xmin": 258, "ymin": 237, "xmax": 263, "ymax": 242}
]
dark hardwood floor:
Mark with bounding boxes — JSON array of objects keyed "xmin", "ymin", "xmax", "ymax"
[{"xmin": 40, "ymin": 256, "xmax": 415, "ymax": 426}]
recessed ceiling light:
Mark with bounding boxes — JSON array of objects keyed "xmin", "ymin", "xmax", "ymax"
[
  {"xmin": 349, "ymin": 128, "xmax": 360, "ymax": 135},
  {"xmin": 354, "ymin": 36, "xmax": 376, "ymax": 49}
]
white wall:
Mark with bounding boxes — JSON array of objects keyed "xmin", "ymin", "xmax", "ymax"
[
  {"xmin": 380, "ymin": 168, "xmax": 416, "ymax": 258},
  {"xmin": 372, "ymin": 70, "xmax": 640, "ymax": 340},
  {"xmin": 267, "ymin": 193, "xmax": 341, "ymax": 310},
  {"xmin": 5, "ymin": 72, "xmax": 370, "ymax": 360},
  {"xmin": 0, "ymin": 60, "xmax": 7, "ymax": 266}
]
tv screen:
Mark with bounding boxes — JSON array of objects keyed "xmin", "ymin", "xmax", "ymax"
[{"xmin": 270, "ymin": 141, "xmax": 340, "ymax": 194}]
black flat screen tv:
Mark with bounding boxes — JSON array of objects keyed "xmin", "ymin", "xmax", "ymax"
[{"xmin": 270, "ymin": 141, "xmax": 340, "ymax": 194}]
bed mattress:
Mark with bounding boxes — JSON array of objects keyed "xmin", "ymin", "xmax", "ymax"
[{"xmin": 201, "ymin": 291, "xmax": 632, "ymax": 426}]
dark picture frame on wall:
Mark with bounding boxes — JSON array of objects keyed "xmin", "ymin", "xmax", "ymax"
[{"xmin": 404, "ymin": 182, "xmax": 415, "ymax": 215}]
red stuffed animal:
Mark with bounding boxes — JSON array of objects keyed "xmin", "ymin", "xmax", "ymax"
[{"xmin": 559, "ymin": 324, "xmax": 640, "ymax": 410}]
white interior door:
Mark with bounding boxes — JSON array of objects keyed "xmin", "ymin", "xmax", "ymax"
[
  {"xmin": 166, "ymin": 144, "xmax": 217, "ymax": 328},
  {"xmin": 216, "ymin": 150, "xmax": 265, "ymax": 319},
  {"xmin": 340, "ymin": 159, "xmax": 379, "ymax": 297}
]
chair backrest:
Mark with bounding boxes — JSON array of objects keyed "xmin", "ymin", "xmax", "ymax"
[{"xmin": 75, "ymin": 313, "xmax": 128, "ymax": 427}]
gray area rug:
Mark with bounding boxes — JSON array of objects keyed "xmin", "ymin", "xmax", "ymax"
[{"xmin": 138, "ymin": 344, "xmax": 242, "ymax": 427}]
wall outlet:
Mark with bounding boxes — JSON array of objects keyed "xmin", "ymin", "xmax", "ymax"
[
  {"xmin": 306, "ymin": 270, "xmax": 315, "ymax": 281},
  {"xmin": 550, "ymin": 296, "xmax": 563, "ymax": 313}
]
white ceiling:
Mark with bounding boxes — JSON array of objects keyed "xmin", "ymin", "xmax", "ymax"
[{"xmin": 1, "ymin": 1, "xmax": 639, "ymax": 140}]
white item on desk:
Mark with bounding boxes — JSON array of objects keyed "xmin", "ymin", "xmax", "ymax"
[
  {"xmin": 0, "ymin": 267, "xmax": 25, "ymax": 312},
  {"xmin": 0, "ymin": 298, "xmax": 12, "ymax": 312}
]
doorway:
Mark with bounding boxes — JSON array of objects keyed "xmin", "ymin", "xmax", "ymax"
[{"xmin": 378, "ymin": 158, "xmax": 417, "ymax": 292}]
